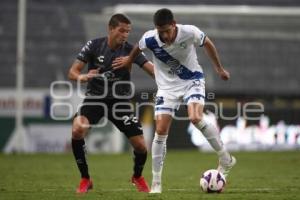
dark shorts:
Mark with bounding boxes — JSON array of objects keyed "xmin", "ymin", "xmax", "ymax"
[{"xmin": 75, "ymin": 98, "xmax": 143, "ymax": 138}]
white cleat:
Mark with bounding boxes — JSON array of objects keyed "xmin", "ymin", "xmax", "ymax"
[
  {"xmin": 150, "ymin": 182, "xmax": 162, "ymax": 194},
  {"xmin": 217, "ymin": 156, "xmax": 237, "ymax": 178}
]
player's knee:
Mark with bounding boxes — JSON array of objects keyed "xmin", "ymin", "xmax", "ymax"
[
  {"xmin": 72, "ymin": 125, "xmax": 88, "ymax": 140},
  {"xmin": 133, "ymin": 141, "xmax": 147, "ymax": 153},
  {"xmin": 189, "ymin": 116, "xmax": 203, "ymax": 125},
  {"xmin": 134, "ymin": 145, "xmax": 147, "ymax": 153},
  {"xmin": 72, "ymin": 116, "xmax": 90, "ymax": 139},
  {"xmin": 156, "ymin": 127, "xmax": 169, "ymax": 135},
  {"xmin": 72, "ymin": 127, "xmax": 84, "ymax": 140}
]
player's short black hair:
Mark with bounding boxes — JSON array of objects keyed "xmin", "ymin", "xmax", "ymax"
[
  {"xmin": 109, "ymin": 13, "xmax": 131, "ymax": 28},
  {"xmin": 153, "ymin": 8, "xmax": 174, "ymax": 26}
]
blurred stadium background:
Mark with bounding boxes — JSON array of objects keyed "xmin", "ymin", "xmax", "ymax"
[{"xmin": 1, "ymin": 0, "xmax": 300, "ymax": 153}]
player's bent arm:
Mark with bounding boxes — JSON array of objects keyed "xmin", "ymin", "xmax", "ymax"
[
  {"xmin": 112, "ymin": 44, "xmax": 142, "ymax": 70},
  {"xmin": 129, "ymin": 44, "xmax": 143, "ymax": 63},
  {"xmin": 142, "ymin": 61, "xmax": 155, "ymax": 79},
  {"xmin": 68, "ymin": 59, "xmax": 86, "ymax": 82},
  {"xmin": 203, "ymin": 37, "xmax": 230, "ymax": 80},
  {"xmin": 68, "ymin": 59, "xmax": 97, "ymax": 82}
]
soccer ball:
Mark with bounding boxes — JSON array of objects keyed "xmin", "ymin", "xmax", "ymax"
[{"xmin": 200, "ymin": 169, "xmax": 226, "ymax": 193}]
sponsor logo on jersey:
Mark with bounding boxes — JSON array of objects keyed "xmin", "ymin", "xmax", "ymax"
[
  {"xmin": 153, "ymin": 48, "xmax": 162, "ymax": 54},
  {"xmin": 94, "ymin": 71, "xmax": 121, "ymax": 82},
  {"xmin": 103, "ymin": 71, "xmax": 115, "ymax": 79}
]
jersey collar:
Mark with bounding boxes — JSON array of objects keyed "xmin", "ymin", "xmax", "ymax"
[{"xmin": 154, "ymin": 24, "xmax": 181, "ymax": 47}]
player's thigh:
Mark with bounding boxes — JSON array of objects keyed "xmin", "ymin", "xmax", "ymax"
[
  {"xmin": 108, "ymin": 103, "xmax": 143, "ymax": 138},
  {"xmin": 155, "ymin": 114, "xmax": 173, "ymax": 135},
  {"xmin": 72, "ymin": 99, "xmax": 107, "ymax": 139},
  {"xmin": 184, "ymin": 79, "xmax": 206, "ymax": 123},
  {"xmin": 187, "ymin": 102, "xmax": 204, "ymax": 124},
  {"xmin": 155, "ymin": 89, "xmax": 181, "ymax": 119},
  {"xmin": 183, "ymin": 79, "xmax": 205, "ymax": 105},
  {"xmin": 77, "ymin": 98, "xmax": 107, "ymax": 125},
  {"xmin": 154, "ymin": 90, "xmax": 178, "ymax": 135}
]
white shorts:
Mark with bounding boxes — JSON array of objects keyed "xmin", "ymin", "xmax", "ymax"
[{"xmin": 155, "ymin": 79, "xmax": 205, "ymax": 116}]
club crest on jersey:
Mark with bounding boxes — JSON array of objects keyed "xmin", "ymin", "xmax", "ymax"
[
  {"xmin": 97, "ymin": 55, "xmax": 104, "ymax": 63},
  {"xmin": 179, "ymin": 42, "xmax": 187, "ymax": 49}
]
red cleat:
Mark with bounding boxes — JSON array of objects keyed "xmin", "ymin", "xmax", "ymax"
[
  {"xmin": 76, "ymin": 178, "xmax": 93, "ymax": 194},
  {"xmin": 131, "ymin": 176, "xmax": 150, "ymax": 193}
]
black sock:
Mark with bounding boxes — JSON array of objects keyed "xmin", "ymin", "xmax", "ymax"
[
  {"xmin": 72, "ymin": 139, "xmax": 90, "ymax": 179},
  {"xmin": 133, "ymin": 151, "xmax": 147, "ymax": 178}
]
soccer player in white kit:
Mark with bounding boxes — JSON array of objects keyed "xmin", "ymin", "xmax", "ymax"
[{"xmin": 113, "ymin": 8, "xmax": 236, "ymax": 193}]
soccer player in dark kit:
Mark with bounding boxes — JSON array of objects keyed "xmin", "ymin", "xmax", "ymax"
[{"xmin": 68, "ymin": 14, "xmax": 154, "ymax": 193}]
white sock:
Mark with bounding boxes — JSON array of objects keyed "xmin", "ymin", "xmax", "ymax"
[
  {"xmin": 151, "ymin": 133, "xmax": 168, "ymax": 183},
  {"xmin": 194, "ymin": 119, "xmax": 231, "ymax": 162}
]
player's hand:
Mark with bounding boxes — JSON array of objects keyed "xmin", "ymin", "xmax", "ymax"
[
  {"xmin": 78, "ymin": 69, "xmax": 98, "ymax": 82},
  {"xmin": 112, "ymin": 56, "xmax": 131, "ymax": 70},
  {"xmin": 217, "ymin": 68, "xmax": 230, "ymax": 81}
]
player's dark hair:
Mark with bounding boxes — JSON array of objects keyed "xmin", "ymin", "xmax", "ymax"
[
  {"xmin": 153, "ymin": 8, "xmax": 174, "ymax": 26},
  {"xmin": 109, "ymin": 13, "xmax": 131, "ymax": 28}
]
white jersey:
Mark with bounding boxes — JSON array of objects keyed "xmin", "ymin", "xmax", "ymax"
[{"xmin": 139, "ymin": 24, "xmax": 206, "ymax": 90}]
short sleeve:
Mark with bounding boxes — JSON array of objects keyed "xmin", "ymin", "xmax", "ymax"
[
  {"xmin": 190, "ymin": 25, "xmax": 206, "ymax": 47},
  {"xmin": 138, "ymin": 36, "xmax": 147, "ymax": 50},
  {"xmin": 138, "ymin": 30, "xmax": 153, "ymax": 50},
  {"xmin": 76, "ymin": 40, "xmax": 93, "ymax": 63}
]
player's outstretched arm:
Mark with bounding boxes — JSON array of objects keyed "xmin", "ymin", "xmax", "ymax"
[
  {"xmin": 68, "ymin": 59, "xmax": 98, "ymax": 82},
  {"xmin": 203, "ymin": 37, "xmax": 230, "ymax": 81},
  {"xmin": 112, "ymin": 44, "xmax": 142, "ymax": 70}
]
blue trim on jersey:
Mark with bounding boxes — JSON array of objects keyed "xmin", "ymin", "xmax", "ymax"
[
  {"xmin": 145, "ymin": 37, "xmax": 204, "ymax": 80},
  {"xmin": 199, "ymin": 35, "xmax": 206, "ymax": 47},
  {"xmin": 155, "ymin": 107, "xmax": 174, "ymax": 112},
  {"xmin": 184, "ymin": 94, "xmax": 205, "ymax": 103}
]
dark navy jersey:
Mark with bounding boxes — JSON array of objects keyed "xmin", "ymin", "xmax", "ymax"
[{"xmin": 77, "ymin": 37, "xmax": 148, "ymax": 98}]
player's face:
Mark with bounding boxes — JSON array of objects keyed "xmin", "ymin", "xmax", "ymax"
[
  {"xmin": 156, "ymin": 22, "xmax": 177, "ymax": 45},
  {"xmin": 109, "ymin": 22, "xmax": 131, "ymax": 45}
]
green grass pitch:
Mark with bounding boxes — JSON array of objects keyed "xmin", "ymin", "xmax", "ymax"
[{"xmin": 0, "ymin": 150, "xmax": 300, "ymax": 200}]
